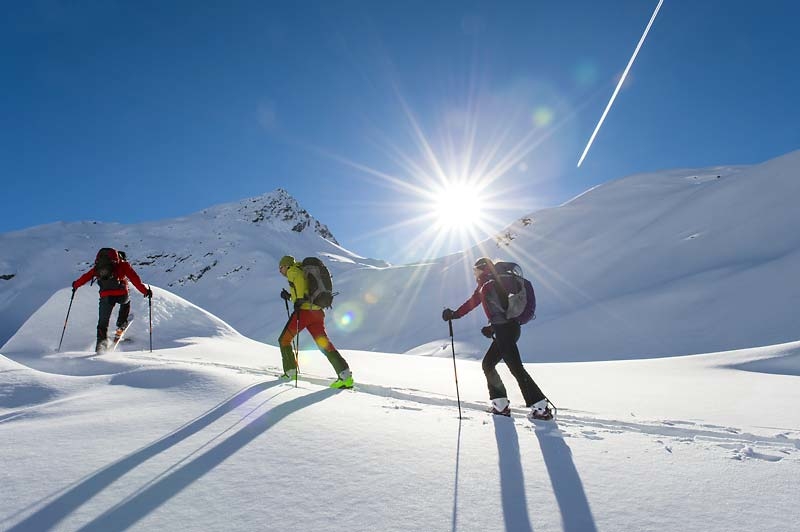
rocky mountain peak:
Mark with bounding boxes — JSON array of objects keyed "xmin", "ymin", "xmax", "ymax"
[{"xmin": 233, "ymin": 188, "xmax": 338, "ymax": 244}]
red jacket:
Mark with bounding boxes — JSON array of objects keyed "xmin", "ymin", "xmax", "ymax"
[
  {"xmin": 73, "ymin": 261, "xmax": 149, "ymax": 298},
  {"xmin": 453, "ymin": 270, "xmax": 507, "ymax": 323}
]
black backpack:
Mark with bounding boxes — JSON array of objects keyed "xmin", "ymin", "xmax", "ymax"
[
  {"xmin": 301, "ymin": 257, "xmax": 335, "ymax": 308},
  {"xmin": 94, "ymin": 248, "xmax": 124, "ymax": 290}
]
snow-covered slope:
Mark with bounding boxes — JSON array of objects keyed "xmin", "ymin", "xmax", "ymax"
[
  {"xmin": 481, "ymin": 149, "xmax": 800, "ymax": 360},
  {"xmin": 328, "ymin": 151, "xmax": 800, "ymax": 361},
  {"xmin": 2, "ymin": 151, "xmax": 799, "ymax": 361},
  {"xmin": 1, "ymin": 288, "xmax": 798, "ymax": 532},
  {"xmin": 331, "ymin": 150, "xmax": 800, "ymax": 360}
]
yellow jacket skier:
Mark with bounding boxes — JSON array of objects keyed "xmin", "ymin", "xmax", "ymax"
[{"xmin": 278, "ymin": 255, "xmax": 353, "ymax": 388}]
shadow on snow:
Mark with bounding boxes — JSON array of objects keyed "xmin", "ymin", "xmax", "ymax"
[
  {"xmin": 75, "ymin": 386, "xmax": 335, "ymax": 532},
  {"xmin": 535, "ymin": 424, "xmax": 597, "ymax": 532},
  {"xmin": 6, "ymin": 379, "xmax": 333, "ymax": 532},
  {"xmin": 493, "ymin": 417, "xmax": 535, "ymax": 532}
]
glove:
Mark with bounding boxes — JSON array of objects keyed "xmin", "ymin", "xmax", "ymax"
[
  {"xmin": 144, "ymin": 287, "xmax": 153, "ymax": 298},
  {"xmin": 293, "ymin": 299, "xmax": 304, "ymax": 310},
  {"xmin": 280, "ymin": 289, "xmax": 291, "ymax": 301},
  {"xmin": 71, "ymin": 282, "xmax": 78, "ymax": 293},
  {"xmin": 442, "ymin": 308, "xmax": 456, "ymax": 321},
  {"xmin": 481, "ymin": 326, "xmax": 494, "ymax": 339}
]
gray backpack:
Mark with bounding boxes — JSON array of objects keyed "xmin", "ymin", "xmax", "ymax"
[{"xmin": 301, "ymin": 257, "xmax": 335, "ymax": 308}]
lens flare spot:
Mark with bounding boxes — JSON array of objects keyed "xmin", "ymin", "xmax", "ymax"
[
  {"xmin": 332, "ymin": 302, "xmax": 364, "ymax": 333},
  {"xmin": 573, "ymin": 61, "xmax": 598, "ymax": 86},
  {"xmin": 314, "ymin": 336, "xmax": 331, "ymax": 350},
  {"xmin": 363, "ymin": 291, "xmax": 379, "ymax": 305},
  {"xmin": 532, "ymin": 107, "xmax": 553, "ymax": 128}
]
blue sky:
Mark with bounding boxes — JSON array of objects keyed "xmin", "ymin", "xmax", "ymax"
[{"xmin": 2, "ymin": 1, "xmax": 799, "ymax": 263}]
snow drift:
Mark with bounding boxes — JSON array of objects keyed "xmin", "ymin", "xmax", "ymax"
[{"xmin": 1, "ymin": 286, "xmax": 239, "ymax": 357}]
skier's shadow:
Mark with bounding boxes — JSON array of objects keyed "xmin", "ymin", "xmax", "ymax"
[
  {"xmin": 492, "ymin": 417, "xmax": 535, "ymax": 532},
  {"xmin": 5, "ymin": 379, "xmax": 287, "ymax": 532},
  {"xmin": 76, "ymin": 386, "xmax": 336, "ymax": 532},
  {"xmin": 535, "ymin": 424, "xmax": 598, "ymax": 532},
  {"xmin": 450, "ymin": 420, "xmax": 463, "ymax": 532}
]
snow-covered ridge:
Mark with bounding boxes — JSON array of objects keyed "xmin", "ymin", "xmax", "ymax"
[{"xmin": 199, "ymin": 188, "xmax": 338, "ymax": 244}]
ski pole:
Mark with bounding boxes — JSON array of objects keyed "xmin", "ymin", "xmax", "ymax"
[
  {"xmin": 294, "ymin": 309, "xmax": 300, "ymax": 388},
  {"xmin": 284, "ymin": 298, "xmax": 299, "ymax": 388},
  {"xmin": 448, "ymin": 319, "xmax": 463, "ymax": 420},
  {"xmin": 57, "ymin": 289, "xmax": 76, "ymax": 352},
  {"xmin": 148, "ymin": 286, "xmax": 153, "ymax": 353}
]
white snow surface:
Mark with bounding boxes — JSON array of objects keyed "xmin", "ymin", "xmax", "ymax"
[
  {"xmin": 1, "ymin": 286, "xmax": 799, "ymax": 531},
  {"xmin": 2, "ymin": 151, "xmax": 800, "ymax": 530}
]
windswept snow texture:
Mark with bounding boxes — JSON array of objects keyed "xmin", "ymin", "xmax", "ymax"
[
  {"xmin": 1, "ymin": 151, "xmax": 800, "ymax": 363},
  {"xmin": 0, "ymin": 286, "xmax": 798, "ymax": 532}
]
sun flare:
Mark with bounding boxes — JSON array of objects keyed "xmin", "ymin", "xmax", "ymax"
[
  {"xmin": 319, "ymin": 76, "xmax": 556, "ymax": 263},
  {"xmin": 433, "ymin": 182, "xmax": 485, "ymax": 230}
]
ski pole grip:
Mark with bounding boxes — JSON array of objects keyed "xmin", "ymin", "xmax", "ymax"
[{"xmin": 448, "ymin": 319, "xmax": 453, "ymax": 337}]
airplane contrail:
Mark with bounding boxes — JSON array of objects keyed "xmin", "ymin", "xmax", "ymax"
[{"xmin": 577, "ymin": 0, "xmax": 665, "ymax": 168}]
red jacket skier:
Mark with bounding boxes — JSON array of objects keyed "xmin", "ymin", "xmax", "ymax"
[
  {"xmin": 442, "ymin": 257, "xmax": 553, "ymax": 420},
  {"xmin": 72, "ymin": 248, "xmax": 151, "ymax": 352}
]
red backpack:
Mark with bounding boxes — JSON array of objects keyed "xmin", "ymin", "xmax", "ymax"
[{"xmin": 94, "ymin": 248, "xmax": 124, "ymax": 289}]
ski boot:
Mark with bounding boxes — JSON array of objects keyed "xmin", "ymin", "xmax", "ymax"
[
  {"xmin": 330, "ymin": 369, "xmax": 354, "ymax": 389},
  {"xmin": 488, "ymin": 398, "xmax": 511, "ymax": 417},
  {"xmin": 527, "ymin": 398, "xmax": 555, "ymax": 421}
]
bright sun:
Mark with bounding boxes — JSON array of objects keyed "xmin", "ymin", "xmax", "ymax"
[{"xmin": 433, "ymin": 182, "xmax": 485, "ymax": 230}]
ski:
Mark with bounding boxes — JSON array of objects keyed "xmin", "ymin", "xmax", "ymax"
[{"xmin": 108, "ymin": 320, "xmax": 133, "ymax": 353}]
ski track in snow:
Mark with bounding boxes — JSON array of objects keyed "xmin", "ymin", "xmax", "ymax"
[{"xmin": 118, "ymin": 353, "xmax": 800, "ymax": 464}]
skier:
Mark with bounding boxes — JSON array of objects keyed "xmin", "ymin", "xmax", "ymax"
[
  {"xmin": 442, "ymin": 257, "xmax": 553, "ymax": 420},
  {"xmin": 277, "ymin": 255, "xmax": 353, "ymax": 388},
  {"xmin": 72, "ymin": 248, "xmax": 152, "ymax": 353}
]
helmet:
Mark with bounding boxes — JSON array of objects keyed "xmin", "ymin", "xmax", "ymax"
[
  {"xmin": 279, "ymin": 255, "xmax": 295, "ymax": 268},
  {"xmin": 473, "ymin": 257, "xmax": 494, "ymax": 271}
]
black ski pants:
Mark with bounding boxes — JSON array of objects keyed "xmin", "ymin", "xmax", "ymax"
[
  {"xmin": 482, "ymin": 320, "xmax": 546, "ymax": 407},
  {"xmin": 97, "ymin": 294, "xmax": 131, "ymax": 341}
]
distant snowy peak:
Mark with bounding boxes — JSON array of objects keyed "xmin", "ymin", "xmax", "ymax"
[{"xmin": 205, "ymin": 188, "xmax": 338, "ymax": 244}]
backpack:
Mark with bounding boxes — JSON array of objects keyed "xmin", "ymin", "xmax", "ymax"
[
  {"xmin": 301, "ymin": 257, "xmax": 335, "ymax": 308},
  {"xmin": 95, "ymin": 248, "xmax": 121, "ymax": 280},
  {"xmin": 492, "ymin": 261, "xmax": 536, "ymax": 325},
  {"xmin": 94, "ymin": 248, "xmax": 124, "ymax": 290}
]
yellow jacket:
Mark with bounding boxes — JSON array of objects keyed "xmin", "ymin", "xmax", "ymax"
[{"xmin": 286, "ymin": 263, "xmax": 321, "ymax": 311}]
